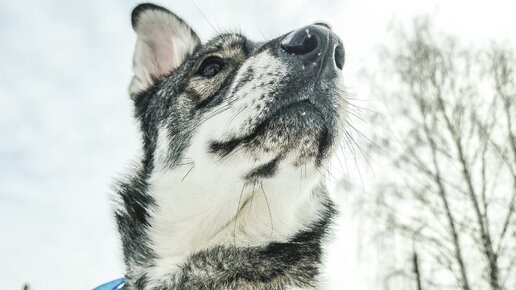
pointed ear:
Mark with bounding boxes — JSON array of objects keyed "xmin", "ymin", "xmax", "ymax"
[{"xmin": 129, "ymin": 3, "xmax": 200, "ymax": 99}]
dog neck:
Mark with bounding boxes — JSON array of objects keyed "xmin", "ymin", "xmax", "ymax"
[{"xmin": 142, "ymin": 128, "xmax": 328, "ymax": 282}]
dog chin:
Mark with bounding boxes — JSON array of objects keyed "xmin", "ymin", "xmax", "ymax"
[{"xmin": 243, "ymin": 110, "xmax": 331, "ymax": 164}]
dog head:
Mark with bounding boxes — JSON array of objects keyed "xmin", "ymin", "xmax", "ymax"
[{"xmin": 129, "ymin": 4, "xmax": 346, "ymax": 176}]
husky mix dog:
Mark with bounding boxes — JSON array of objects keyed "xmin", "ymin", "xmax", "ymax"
[{"xmin": 114, "ymin": 3, "xmax": 346, "ymax": 289}]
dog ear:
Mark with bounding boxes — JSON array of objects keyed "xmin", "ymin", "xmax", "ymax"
[{"xmin": 129, "ymin": 3, "xmax": 200, "ymax": 99}]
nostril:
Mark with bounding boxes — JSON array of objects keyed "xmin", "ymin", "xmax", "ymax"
[
  {"xmin": 334, "ymin": 45, "xmax": 345, "ymax": 70},
  {"xmin": 281, "ymin": 29, "xmax": 319, "ymax": 55},
  {"xmin": 313, "ymin": 22, "xmax": 332, "ymax": 30}
]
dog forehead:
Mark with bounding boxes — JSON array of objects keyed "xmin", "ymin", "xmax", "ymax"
[{"xmin": 201, "ymin": 33, "xmax": 255, "ymax": 55}]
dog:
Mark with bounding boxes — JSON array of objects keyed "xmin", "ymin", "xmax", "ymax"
[{"xmin": 113, "ymin": 3, "xmax": 346, "ymax": 289}]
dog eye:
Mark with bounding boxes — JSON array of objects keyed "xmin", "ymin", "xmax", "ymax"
[{"xmin": 197, "ymin": 57, "xmax": 225, "ymax": 78}]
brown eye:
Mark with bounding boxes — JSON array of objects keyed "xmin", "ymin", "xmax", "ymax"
[{"xmin": 197, "ymin": 57, "xmax": 225, "ymax": 78}]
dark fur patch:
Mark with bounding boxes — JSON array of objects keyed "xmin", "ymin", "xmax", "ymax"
[
  {"xmin": 316, "ymin": 127, "xmax": 333, "ymax": 166},
  {"xmin": 244, "ymin": 157, "xmax": 281, "ymax": 181},
  {"xmin": 208, "ymin": 117, "xmax": 270, "ymax": 157},
  {"xmin": 114, "ymin": 169, "xmax": 156, "ymax": 269}
]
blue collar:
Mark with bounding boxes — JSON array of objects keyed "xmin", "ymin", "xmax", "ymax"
[{"xmin": 93, "ymin": 278, "xmax": 125, "ymax": 290}]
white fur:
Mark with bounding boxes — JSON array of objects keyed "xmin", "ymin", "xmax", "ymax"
[{"xmin": 146, "ymin": 127, "xmax": 325, "ymax": 283}]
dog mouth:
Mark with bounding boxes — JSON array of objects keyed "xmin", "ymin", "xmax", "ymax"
[
  {"xmin": 209, "ymin": 99, "xmax": 330, "ymax": 158},
  {"xmin": 268, "ymin": 99, "xmax": 324, "ymax": 121}
]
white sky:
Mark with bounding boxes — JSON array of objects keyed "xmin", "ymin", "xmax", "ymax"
[{"xmin": 0, "ymin": 0, "xmax": 514, "ymax": 289}]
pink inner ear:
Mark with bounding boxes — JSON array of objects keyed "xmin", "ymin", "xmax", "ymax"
[
  {"xmin": 140, "ymin": 34, "xmax": 174, "ymax": 80},
  {"xmin": 136, "ymin": 24, "xmax": 198, "ymax": 78},
  {"xmin": 155, "ymin": 51, "xmax": 174, "ymax": 78},
  {"xmin": 151, "ymin": 34, "xmax": 177, "ymax": 78}
]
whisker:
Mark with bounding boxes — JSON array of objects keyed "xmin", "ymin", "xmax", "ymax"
[
  {"xmin": 318, "ymin": 163, "xmax": 340, "ymax": 184},
  {"xmin": 197, "ymin": 95, "xmax": 245, "ymax": 128},
  {"xmin": 221, "ymin": 104, "xmax": 251, "ymax": 139},
  {"xmin": 190, "ymin": 0, "xmax": 219, "ymax": 34},
  {"xmin": 344, "ymin": 119, "xmax": 385, "ymax": 154},
  {"xmin": 181, "ymin": 163, "xmax": 195, "ymax": 182},
  {"xmin": 345, "ymin": 130, "xmax": 376, "ymax": 168},
  {"xmin": 256, "ymin": 22, "xmax": 270, "ymax": 42},
  {"xmin": 337, "ymin": 140, "xmax": 351, "ymax": 181},
  {"xmin": 260, "ymin": 181, "xmax": 274, "ymax": 238},
  {"xmin": 342, "ymin": 130, "xmax": 366, "ymax": 192},
  {"xmin": 233, "ymin": 182, "xmax": 248, "ymax": 244}
]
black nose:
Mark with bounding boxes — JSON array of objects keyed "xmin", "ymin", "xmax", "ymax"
[
  {"xmin": 281, "ymin": 24, "xmax": 344, "ymax": 70},
  {"xmin": 281, "ymin": 26, "xmax": 321, "ymax": 55}
]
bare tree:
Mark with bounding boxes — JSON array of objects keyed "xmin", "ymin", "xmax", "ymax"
[
  {"xmin": 363, "ymin": 17, "xmax": 516, "ymax": 290},
  {"xmin": 413, "ymin": 248, "xmax": 424, "ymax": 290}
]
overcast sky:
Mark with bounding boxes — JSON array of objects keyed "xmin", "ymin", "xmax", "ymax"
[{"xmin": 0, "ymin": 0, "xmax": 515, "ymax": 289}]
